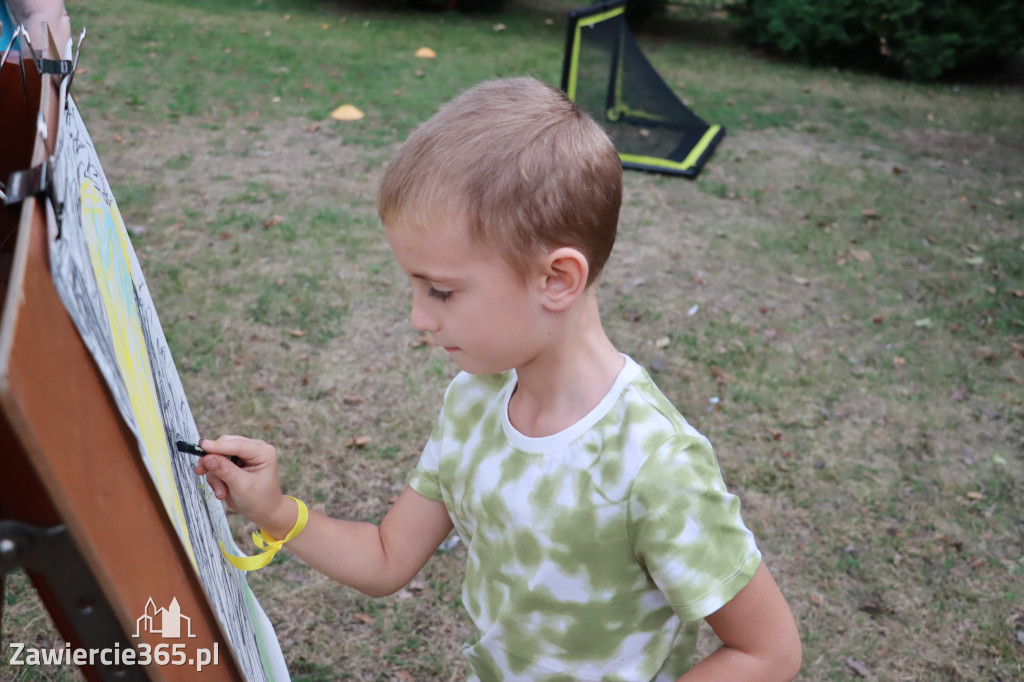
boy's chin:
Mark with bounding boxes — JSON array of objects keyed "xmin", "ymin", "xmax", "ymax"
[{"xmin": 449, "ymin": 355, "xmax": 511, "ymax": 376}]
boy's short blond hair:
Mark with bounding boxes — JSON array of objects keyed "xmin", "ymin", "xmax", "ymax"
[{"xmin": 378, "ymin": 77, "xmax": 622, "ymax": 287}]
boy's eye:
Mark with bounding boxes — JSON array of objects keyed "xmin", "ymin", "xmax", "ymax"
[{"xmin": 427, "ymin": 287, "xmax": 453, "ymax": 302}]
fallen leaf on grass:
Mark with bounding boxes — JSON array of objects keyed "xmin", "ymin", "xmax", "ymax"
[
  {"xmin": 846, "ymin": 658, "xmax": 871, "ymax": 678},
  {"xmin": 859, "ymin": 598, "xmax": 892, "ymax": 616},
  {"xmin": 914, "ymin": 318, "xmax": 932, "ymax": 328},
  {"xmin": 343, "ymin": 394, "xmax": 364, "ymax": 405},
  {"xmin": 287, "ymin": 329, "xmax": 306, "ymax": 337},
  {"xmin": 654, "ymin": 336, "xmax": 670, "ymax": 349},
  {"xmin": 264, "ymin": 215, "xmax": 286, "ymax": 228},
  {"xmin": 314, "ymin": 387, "xmax": 337, "ymax": 400},
  {"xmin": 893, "ymin": 356, "xmax": 906, "ymax": 366},
  {"xmin": 951, "ymin": 386, "xmax": 968, "ymax": 402},
  {"xmin": 861, "ymin": 209, "xmax": 881, "ymax": 220},
  {"xmin": 850, "ymin": 248, "xmax": 873, "ymax": 263},
  {"xmin": 414, "ymin": 46, "xmax": 437, "ymax": 58},
  {"xmin": 973, "ymin": 347, "xmax": 998, "ymax": 361},
  {"xmin": 492, "ymin": 23, "xmax": 506, "ymax": 31},
  {"xmin": 966, "ymin": 491, "xmax": 984, "ymax": 501},
  {"xmin": 345, "ymin": 435, "xmax": 372, "ymax": 448},
  {"xmin": 352, "ymin": 613, "xmax": 376, "ymax": 625},
  {"xmin": 792, "ymin": 275, "xmax": 810, "ymax": 286},
  {"xmin": 330, "ymin": 104, "xmax": 364, "ymax": 121}
]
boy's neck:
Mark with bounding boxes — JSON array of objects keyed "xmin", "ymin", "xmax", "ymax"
[{"xmin": 507, "ymin": 291, "xmax": 624, "ymax": 438}]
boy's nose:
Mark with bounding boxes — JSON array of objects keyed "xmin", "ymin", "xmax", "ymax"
[{"xmin": 410, "ymin": 298, "xmax": 440, "ymax": 333}]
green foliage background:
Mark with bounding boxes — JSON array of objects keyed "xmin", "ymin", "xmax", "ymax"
[{"xmin": 743, "ymin": 0, "xmax": 1024, "ymax": 81}]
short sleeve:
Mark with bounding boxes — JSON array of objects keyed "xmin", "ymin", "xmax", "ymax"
[
  {"xmin": 408, "ymin": 405, "xmax": 445, "ymax": 502},
  {"xmin": 628, "ymin": 433, "xmax": 761, "ymax": 622}
]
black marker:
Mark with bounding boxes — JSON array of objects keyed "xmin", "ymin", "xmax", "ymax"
[{"xmin": 175, "ymin": 440, "xmax": 244, "ymax": 467}]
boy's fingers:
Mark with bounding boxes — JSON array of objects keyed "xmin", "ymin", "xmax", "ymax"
[
  {"xmin": 205, "ymin": 471, "xmax": 229, "ymax": 500},
  {"xmin": 199, "ymin": 436, "xmax": 271, "ymax": 466},
  {"xmin": 199, "ymin": 436, "xmax": 240, "ymax": 453},
  {"xmin": 200, "ymin": 454, "xmax": 242, "ymax": 477}
]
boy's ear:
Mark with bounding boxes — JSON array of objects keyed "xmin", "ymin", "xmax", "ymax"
[{"xmin": 538, "ymin": 247, "xmax": 589, "ymax": 311}]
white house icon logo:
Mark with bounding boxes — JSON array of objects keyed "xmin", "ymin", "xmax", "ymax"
[{"xmin": 133, "ymin": 597, "xmax": 197, "ymax": 639}]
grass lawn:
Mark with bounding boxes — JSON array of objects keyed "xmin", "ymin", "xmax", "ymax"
[{"xmin": 2, "ymin": 0, "xmax": 1022, "ymax": 679}]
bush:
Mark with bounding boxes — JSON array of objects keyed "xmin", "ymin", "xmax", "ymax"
[
  {"xmin": 624, "ymin": 0, "xmax": 669, "ymax": 29},
  {"xmin": 742, "ymin": 0, "xmax": 1024, "ymax": 81},
  {"xmin": 390, "ymin": 0, "xmax": 506, "ymax": 11}
]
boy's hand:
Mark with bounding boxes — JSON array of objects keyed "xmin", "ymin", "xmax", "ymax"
[{"xmin": 193, "ymin": 435, "xmax": 292, "ymax": 534}]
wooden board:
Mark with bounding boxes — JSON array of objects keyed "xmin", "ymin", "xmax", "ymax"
[{"xmin": 0, "ymin": 60, "xmax": 244, "ymax": 682}]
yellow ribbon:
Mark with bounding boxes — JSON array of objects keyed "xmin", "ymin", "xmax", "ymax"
[{"xmin": 221, "ymin": 496, "xmax": 308, "ymax": 571}]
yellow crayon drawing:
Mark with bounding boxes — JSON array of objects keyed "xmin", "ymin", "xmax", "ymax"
[{"xmin": 80, "ymin": 178, "xmax": 195, "ymax": 565}]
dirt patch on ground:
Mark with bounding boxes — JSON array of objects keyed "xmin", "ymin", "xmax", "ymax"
[{"xmin": 90, "ymin": 115, "xmax": 386, "ymax": 226}]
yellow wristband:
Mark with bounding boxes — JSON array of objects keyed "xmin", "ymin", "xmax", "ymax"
[{"xmin": 221, "ymin": 496, "xmax": 308, "ymax": 571}]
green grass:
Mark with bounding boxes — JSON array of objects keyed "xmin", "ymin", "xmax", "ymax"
[{"xmin": 2, "ymin": 0, "xmax": 1022, "ymax": 680}]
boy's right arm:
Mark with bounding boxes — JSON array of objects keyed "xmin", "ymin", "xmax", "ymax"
[{"xmin": 196, "ymin": 436, "xmax": 454, "ymax": 598}]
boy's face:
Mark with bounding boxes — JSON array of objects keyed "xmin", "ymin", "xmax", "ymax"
[{"xmin": 385, "ymin": 218, "xmax": 549, "ymax": 376}]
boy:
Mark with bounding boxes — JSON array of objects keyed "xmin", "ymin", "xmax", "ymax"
[{"xmin": 195, "ymin": 77, "xmax": 801, "ymax": 681}]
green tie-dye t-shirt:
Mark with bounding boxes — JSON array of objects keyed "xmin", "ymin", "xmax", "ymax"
[{"xmin": 409, "ymin": 356, "xmax": 761, "ymax": 682}]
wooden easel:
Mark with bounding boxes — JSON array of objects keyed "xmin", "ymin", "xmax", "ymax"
[{"xmin": 0, "ymin": 46, "xmax": 244, "ymax": 682}]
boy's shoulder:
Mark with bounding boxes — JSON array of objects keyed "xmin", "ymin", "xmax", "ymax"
[
  {"xmin": 441, "ymin": 370, "xmax": 513, "ymax": 406},
  {"xmin": 618, "ymin": 360, "xmax": 704, "ymax": 436},
  {"xmin": 446, "ymin": 369, "xmax": 511, "ymax": 392},
  {"xmin": 438, "ymin": 360, "xmax": 709, "ymax": 454}
]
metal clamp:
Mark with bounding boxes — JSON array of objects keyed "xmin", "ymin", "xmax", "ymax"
[
  {"xmin": 3, "ymin": 160, "xmax": 64, "ymax": 233},
  {"xmin": 40, "ymin": 58, "xmax": 73, "ymax": 76}
]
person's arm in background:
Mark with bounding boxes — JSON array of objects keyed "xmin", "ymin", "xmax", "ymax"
[{"xmin": 4, "ymin": 0, "xmax": 71, "ymax": 56}]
